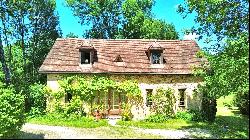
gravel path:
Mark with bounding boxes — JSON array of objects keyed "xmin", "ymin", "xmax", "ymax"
[
  {"xmin": 20, "ymin": 122, "xmax": 214, "ymax": 139},
  {"xmin": 21, "ymin": 123, "xmax": 102, "ymax": 139},
  {"xmin": 132, "ymin": 127, "xmax": 214, "ymax": 139}
]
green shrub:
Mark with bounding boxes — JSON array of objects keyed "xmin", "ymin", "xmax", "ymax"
[
  {"xmin": 121, "ymin": 103, "xmax": 133, "ymax": 121},
  {"xmin": 63, "ymin": 96, "xmax": 85, "ymax": 117},
  {"xmin": 0, "ymin": 87, "xmax": 25, "ymax": 138},
  {"xmin": 234, "ymin": 92, "xmax": 249, "ymax": 115},
  {"xmin": 145, "ymin": 114, "xmax": 170, "ymax": 123},
  {"xmin": 175, "ymin": 111, "xmax": 193, "ymax": 121},
  {"xmin": 201, "ymin": 96, "xmax": 217, "ymax": 122},
  {"xmin": 28, "ymin": 83, "xmax": 46, "ymax": 117},
  {"xmin": 151, "ymin": 87, "xmax": 176, "ymax": 117},
  {"xmin": 175, "ymin": 110, "xmax": 203, "ymax": 122}
]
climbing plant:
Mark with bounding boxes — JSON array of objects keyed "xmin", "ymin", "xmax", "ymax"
[
  {"xmin": 46, "ymin": 75, "xmax": 142, "ymax": 118},
  {"xmin": 151, "ymin": 87, "xmax": 176, "ymax": 117}
]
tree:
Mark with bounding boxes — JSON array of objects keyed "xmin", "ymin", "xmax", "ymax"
[
  {"xmin": 66, "ymin": 0, "xmax": 123, "ymax": 39},
  {"xmin": 0, "ymin": 36, "xmax": 10, "ymax": 85},
  {"xmin": 0, "ymin": 0, "xmax": 61, "ymax": 114},
  {"xmin": 66, "ymin": 32, "xmax": 79, "ymax": 38},
  {"xmin": 178, "ymin": 0, "xmax": 249, "ymax": 117},
  {"xmin": 177, "ymin": 0, "xmax": 248, "ymax": 52},
  {"xmin": 66, "ymin": 0, "xmax": 179, "ymax": 39}
]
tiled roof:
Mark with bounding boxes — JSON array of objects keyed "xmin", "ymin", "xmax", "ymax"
[{"xmin": 39, "ymin": 38, "xmax": 205, "ymax": 74}]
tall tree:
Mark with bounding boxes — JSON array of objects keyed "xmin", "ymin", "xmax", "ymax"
[
  {"xmin": 178, "ymin": 0, "xmax": 249, "ymax": 115},
  {"xmin": 0, "ymin": 35, "xmax": 10, "ymax": 85},
  {"xmin": 66, "ymin": 0, "xmax": 179, "ymax": 39},
  {"xmin": 28, "ymin": 0, "xmax": 61, "ymax": 83},
  {"xmin": 66, "ymin": 0, "xmax": 123, "ymax": 39},
  {"xmin": 0, "ymin": 0, "xmax": 61, "ymax": 86}
]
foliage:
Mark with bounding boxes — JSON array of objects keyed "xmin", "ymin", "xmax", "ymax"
[
  {"xmin": 28, "ymin": 113, "xmax": 109, "ymax": 128},
  {"xmin": 175, "ymin": 110, "xmax": 203, "ymax": 122},
  {"xmin": 150, "ymin": 87, "xmax": 176, "ymax": 117},
  {"xmin": 28, "ymin": 83, "xmax": 46, "ymax": 117},
  {"xmin": 66, "ymin": 0, "xmax": 123, "ymax": 39},
  {"xmin": 196, "ymin": 85, "xmax": 217, "ymax": 122},
  {"xmin": 145, "ymin": 114, "xmax": 170, "ymax": 123},
  {"xmin": 179, "ymin": 0, "xmax": 249, "ymax": 118},
  {"xmin": 47, "ymin": 75, "xmax": 142, "ymax": 118},
  {"xmin": 0, "ymin": 0, "xmax": 61, "ymax": 117},
  {"xmin": 65, "ymin": 32, "xmax": 79, "ymax": 38},
  {"xmin": 0, "ymin": 85, "xmax": 25, "ymax": 138},
  {"xmin": 66, "ymin": 0, "xmax": 179, "ymax": 39},
  {"xmin": 121, "ymin": 103, "xmax": 133, "ymax": 121},
  {"xmin": 177, "ymin": 0, "xmax": 248, "ymax": 50},
  {"xmin": 234, "ymin": 92, "xmax": 249, "ymax": 115}
]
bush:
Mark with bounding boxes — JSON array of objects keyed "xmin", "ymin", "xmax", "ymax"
[
  {"xmin": 175, "ymin": 111, "xmax": 193, "ymax": 121},
  {"xmin": 175, "ymin": 110, "xmax": 203, "ymax": 122},
  {"xmin": 234, "ymin": 92, "xmax": 249, "ymax": 115},
  {"xmin": 28, "ymin": 83, "xmax": 46, "ymax": 117},
  {"xmin": 145, "ymin": 114, "xmax": 170, "ymax": 123},
  {"xmin": 201, "ymin": 96, "xmax": 217, "ymax": 122},
  {"xmin": 63, "ymin": 96, "xmax": 85, "ymax": 117},
  {"xmin": 121, "ymin": 103, "xmax": 133, "ymax": 121},
  {"xmin": 151, "ymin": 87, "xmax": 176, "ymax": 117},
  {"xmin": 0, "ymin": 86, "xmax": 26, "ymax": 138}
]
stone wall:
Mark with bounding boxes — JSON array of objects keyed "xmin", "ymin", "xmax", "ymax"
[{"xmin": 46, "ymin": 74, "xmax": 203, "ymax": 120}]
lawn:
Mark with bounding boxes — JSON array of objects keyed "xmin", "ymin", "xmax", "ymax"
[
  {"xmin": 117, "ymin": 95, "xmax": 249, "ymax": 139},
  {"xmin": 28, "ymin": 113, "xmax": 109, "ymax": 128}
]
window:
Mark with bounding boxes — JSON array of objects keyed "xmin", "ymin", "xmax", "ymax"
[
  {"xmin": 80, "ymin": 51, "xmax": 91, "ymax": 64},
  {"xmin": 150, "ymin": 51, "xmax": 163, "ymax": 64},
  {"xmin": 178, "ymin": 89, "xmax": 186, "ymax": 107},
  {"xmin": 146, "ymin": 89, "xmax": 153, "ymax": 107}
]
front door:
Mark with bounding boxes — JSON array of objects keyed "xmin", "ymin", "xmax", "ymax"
[{"xmin": 104, "ymin": 91, "xmax": 126, "ymax": 115}]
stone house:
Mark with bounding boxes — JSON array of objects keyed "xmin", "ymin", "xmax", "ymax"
[{"xmin": 39, "ymin": 38, "xmax": 204, "ymax": 120}]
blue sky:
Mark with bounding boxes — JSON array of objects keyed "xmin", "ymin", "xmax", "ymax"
[{"xmin": 55, "ymin": 0, "xmax": 207, "ymax": 49}]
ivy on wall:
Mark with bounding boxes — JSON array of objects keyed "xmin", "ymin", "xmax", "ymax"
[{"xmin": 45, "ymin": 75, "xmax": 142, "ymax": 117}]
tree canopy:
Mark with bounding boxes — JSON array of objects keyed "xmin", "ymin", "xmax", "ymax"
[
  {"xmin": 66, "ymin": 0, "xmax": 179, "ymax": 39},
  {"xmin": 178, "ymin": 0, "xmax": 249, "ymax": 115}
]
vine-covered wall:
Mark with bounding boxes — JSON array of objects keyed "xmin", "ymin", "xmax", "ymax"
[{"xmin": 46, "ymin": 73, "xmax": 203, "ymax": 120}]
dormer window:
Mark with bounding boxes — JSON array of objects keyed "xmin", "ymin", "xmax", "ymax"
[
  {"xmin": 147, "ymin": 42, "xmax": 164, "ymax": 65},
  {"xmin": 78, "ymin": 41, "xmax": 94, "ymax": 65}
]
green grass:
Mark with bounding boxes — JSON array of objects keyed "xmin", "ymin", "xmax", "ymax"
[
  {"xmin": 28, "ymin": 113, "xmax": 109, "ymax": 128},
  {"xmin": 117, "ymin": 96, "xmax": 249, "ymax": 139},
  {"xmin": 117, "ymin": 118, "xmax": 195, "ymax": 129}
]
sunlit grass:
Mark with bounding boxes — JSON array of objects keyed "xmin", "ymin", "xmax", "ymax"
[{"xmin": 28, "ymin": 113, "xmax": 109, "ymax": 128}]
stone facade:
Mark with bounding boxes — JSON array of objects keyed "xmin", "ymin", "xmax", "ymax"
[{"xmin": 47, "ymin": 74, "xmax": 203, "ymax": 120}]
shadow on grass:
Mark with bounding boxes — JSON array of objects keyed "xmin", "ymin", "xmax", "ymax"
[
  {"xmin": 15, "ymin": 131, "xmax": 45, "ymax": 139},
  {"xmin": 177, "ymin": 115, "xmax": 249, "ymax": 139}
]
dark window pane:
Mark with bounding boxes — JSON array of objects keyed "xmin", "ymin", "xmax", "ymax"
[
  {"xmin": 81, "ymin": 51, "xmax": 90, "ymax": 64},
  {"xmin": 152, "ymin": 52, "xmax": 161, "ymax": 64},
  {"xmin": 146, "ymin": 89, "xmax": 153, "ymax": 107},
  {"xmin": 178, "ymin": 89, "xmax": 186, "ymax": 107}
]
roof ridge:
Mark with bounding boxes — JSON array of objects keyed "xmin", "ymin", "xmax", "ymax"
[{"xmin": 56, "ymin": 38, "xmax": 197, "ymax": 42}]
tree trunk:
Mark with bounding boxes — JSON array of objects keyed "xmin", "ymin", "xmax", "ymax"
[{"xmin": 0, "ymin": 35, "xmax": 11, "ymax": 85}]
